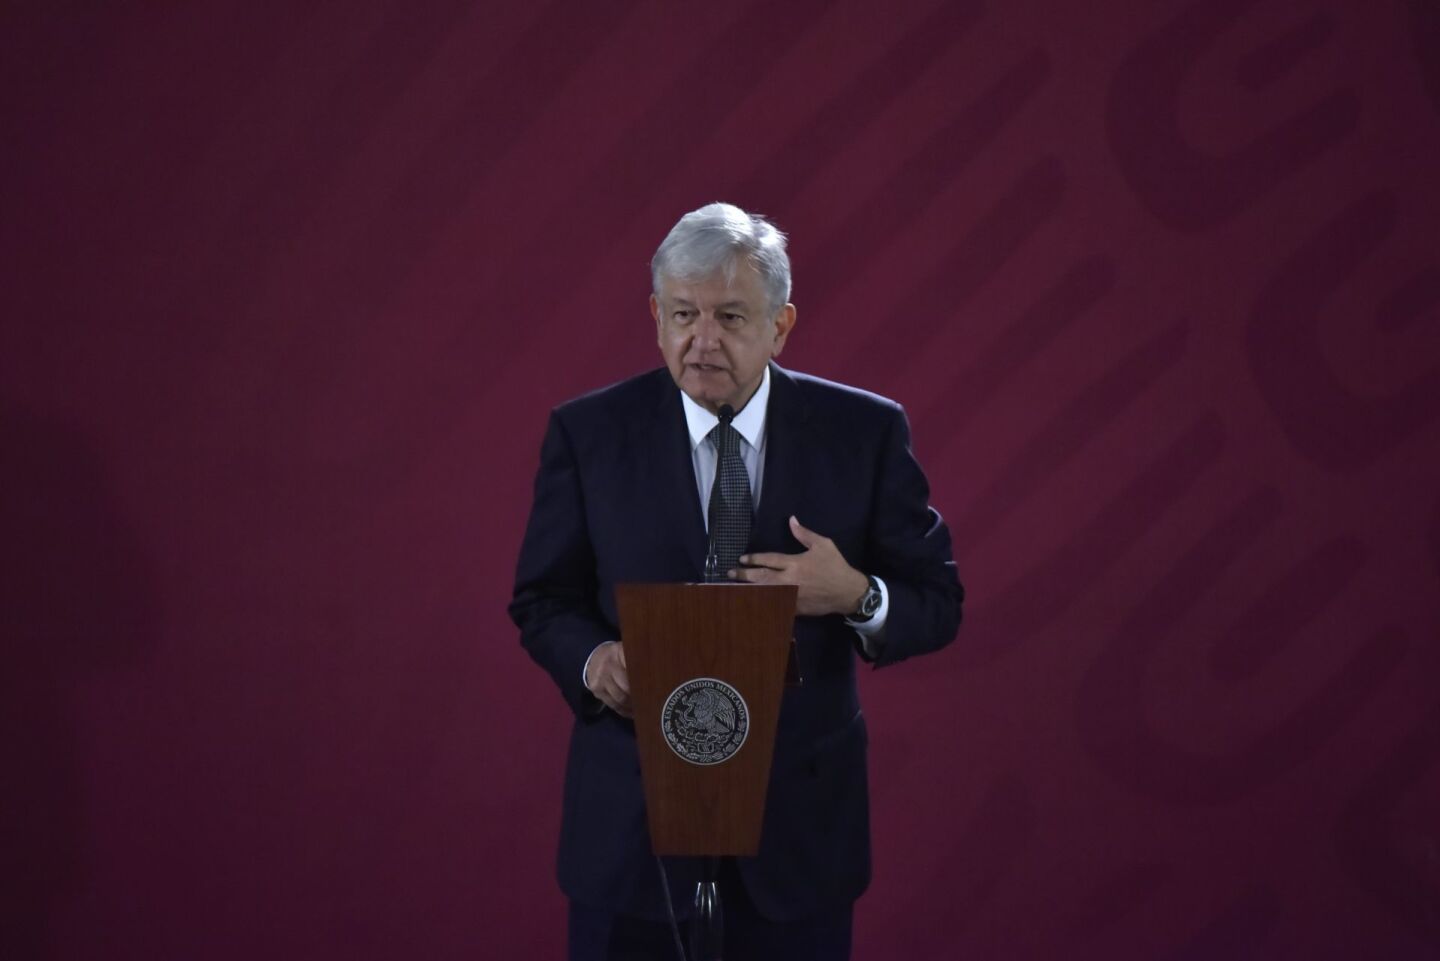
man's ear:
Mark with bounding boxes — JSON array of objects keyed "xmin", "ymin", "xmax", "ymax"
[
  {"xmin": 650, "ymin": 294, "xmax": 662, "ymax": 339},
  {"xmin": 770, "ymin": 303, "xmax": 797, "ymax": 356}
]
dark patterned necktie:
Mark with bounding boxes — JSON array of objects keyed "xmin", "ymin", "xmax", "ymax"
[{"xmin": 705, "ymin": 409, "xmax": 752, "ymax": 581}]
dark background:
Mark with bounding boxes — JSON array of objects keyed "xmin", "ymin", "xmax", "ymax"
[{"xmin": 3, "ymin": 1, "xmax": 1438, "ymax": 958}]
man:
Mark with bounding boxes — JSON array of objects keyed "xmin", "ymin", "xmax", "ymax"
[{"xmin": 510, "ymin": 203, "xmax": 963, "ymax": 960}]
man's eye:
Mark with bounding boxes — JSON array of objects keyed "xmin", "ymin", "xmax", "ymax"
[{"xmin": 721, "ymin": 313, "xmax": 744, "ymax": 326}]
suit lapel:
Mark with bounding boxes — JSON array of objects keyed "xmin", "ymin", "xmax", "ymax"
[
  {"xmin": 643, "ymin": 372, "xmax": 710, "ymax": 579},
  {"xmin": 751, "ymin": 363, "xmax": 809, "ymax": 555}
]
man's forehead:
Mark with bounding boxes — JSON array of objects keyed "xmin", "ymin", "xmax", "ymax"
[{"xmin": 656, "ymin": 268, "xmax": 765, "ymax": 305}]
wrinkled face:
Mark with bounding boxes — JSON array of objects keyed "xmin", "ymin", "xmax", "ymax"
[{"xmin": 651, "ymin": 262, "xmax": 796, "ymax": 415}]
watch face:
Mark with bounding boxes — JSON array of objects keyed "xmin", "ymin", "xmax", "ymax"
[{"xmin": 861, "ymin": 582, "xmax": 881, "ymax": 616}]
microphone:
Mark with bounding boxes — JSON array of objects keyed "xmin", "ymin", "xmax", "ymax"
[{"xmin": 704, "ymin": 404, "xmax": 737, "ymax": 582}]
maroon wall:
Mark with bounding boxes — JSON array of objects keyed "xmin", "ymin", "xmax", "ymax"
[{"xmin": 3, "ymin": 1, "xmax": 1438, "ymax": 957}]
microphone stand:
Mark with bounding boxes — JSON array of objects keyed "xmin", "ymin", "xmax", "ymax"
[
  {"xmin": 692, "ymin": 402, "xmax": 741, "ymax": 959},
  {"xmin": 690, "ymin": 856, "xmax": 723, "ymax": 961}
]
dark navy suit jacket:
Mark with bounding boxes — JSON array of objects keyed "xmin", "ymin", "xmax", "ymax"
[{"xmin": 509, "ymin": 363, "xmax": 963, "ymax": 922}]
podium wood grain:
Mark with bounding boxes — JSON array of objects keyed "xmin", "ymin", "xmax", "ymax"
[{"xmin": 615, "ymin": 582, "xmax": 797, "ymax": 856}]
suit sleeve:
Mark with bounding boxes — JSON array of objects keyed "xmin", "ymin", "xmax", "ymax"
[
  {"xmin": 865, "ymin": 404, "xmax": 964, "ymax": 667},
  {"xmin": 508, "ymin": 410, "xmax": 612, "ymax": 717}
]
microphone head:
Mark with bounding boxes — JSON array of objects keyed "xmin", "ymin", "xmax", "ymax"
[{"xmin": 717, "ymin": 404, "xmax": 736, "ymax": 424}]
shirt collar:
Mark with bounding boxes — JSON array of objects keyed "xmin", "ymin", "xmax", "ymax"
[{"xmin": 680, "ymin": 365, "xmax": 770, "ymax": 452}]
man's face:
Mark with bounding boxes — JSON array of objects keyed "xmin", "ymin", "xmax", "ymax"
[{"xmin": 651, "ymin": 263, "xmax": 796, "ymax": 415}]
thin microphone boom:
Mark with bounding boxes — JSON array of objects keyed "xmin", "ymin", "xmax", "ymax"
[{"xmin": 703, "ymin": 405, "xmax": 736, "ymax": 582}]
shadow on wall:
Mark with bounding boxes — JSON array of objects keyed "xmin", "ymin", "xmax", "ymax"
[{"xmin": 0, "ymin": 402, "xmax": 160, "ymax": 959}]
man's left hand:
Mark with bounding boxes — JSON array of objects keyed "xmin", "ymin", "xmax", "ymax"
[{"xmin": 729, "ymin": 515, "xmax": 869, "ymax": 617}]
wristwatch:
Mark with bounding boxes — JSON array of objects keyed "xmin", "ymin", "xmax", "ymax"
[{"xmin": 850, "ymin": 575, "xmax": 882, "ymax": 622}]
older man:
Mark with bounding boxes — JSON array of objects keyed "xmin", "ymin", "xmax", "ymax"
[{"xmin": 511, "ymin": 203, "xmax": 963, "ymax": 960}]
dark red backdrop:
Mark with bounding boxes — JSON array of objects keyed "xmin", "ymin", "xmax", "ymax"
[{"xmin": 3, "ymin": 1, "xmax": 1438, "ymax": 958}]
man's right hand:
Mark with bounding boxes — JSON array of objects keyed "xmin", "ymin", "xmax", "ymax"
[{"xmin": 584, "ymin": 641, "xmax": 632, "ymax": 717}]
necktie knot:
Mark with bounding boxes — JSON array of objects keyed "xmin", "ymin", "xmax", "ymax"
[{"xmin": 709, "ymin": 420, "xmax": 739, "ymax": 456}]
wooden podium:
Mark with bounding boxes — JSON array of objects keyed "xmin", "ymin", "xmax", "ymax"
[{"xmin": 615, "ymin": 582, "xmax": 797, "ymax": 857}]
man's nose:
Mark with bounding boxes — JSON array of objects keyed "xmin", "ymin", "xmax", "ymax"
[{"xmin": 691, "ymin": 315, "xmax": 723, "ymax": 352}]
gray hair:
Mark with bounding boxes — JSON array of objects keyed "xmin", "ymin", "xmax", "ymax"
[{"xmin": 651, "ymin": 203, "xmax": 792, "ymax": 314}]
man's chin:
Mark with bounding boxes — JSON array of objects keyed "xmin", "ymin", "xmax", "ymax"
[
  {"xmin": 684, "ymin": 392, "xmax": 731, "ymax": 414},
  {"xmin": 677, "ymin": 376, "xmax": 734, "ymax": 412}
]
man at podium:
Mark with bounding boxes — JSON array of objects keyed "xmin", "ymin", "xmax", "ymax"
[{"xmin": 511, "ymin": 203, "xmax": 964, "ymax": 960}]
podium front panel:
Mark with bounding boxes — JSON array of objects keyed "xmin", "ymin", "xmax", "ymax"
[{"xmin": 616, "ymin": 582, "xmax": 796, "ymax": 856}]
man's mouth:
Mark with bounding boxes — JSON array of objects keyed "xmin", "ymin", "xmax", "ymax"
[{"xmin": 691, "ymin": 363, "xmax": 726, "ymax": 373}]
